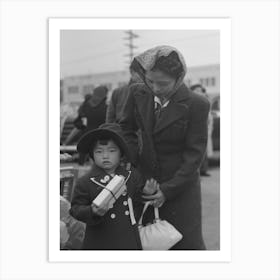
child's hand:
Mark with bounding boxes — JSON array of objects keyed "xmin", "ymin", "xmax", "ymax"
[
  {"xmin": 143, "ymin": 178, "xmax": 159, "ymax": 195},
  {"xmin": 91, "ymin": 202, "xmax": 109, "ymax": 216}
]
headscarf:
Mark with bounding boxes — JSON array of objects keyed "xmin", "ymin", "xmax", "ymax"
[
  {"xmin": 130, "ymin": 45, "xmax": 187, "ymax": 95},
  {"xmin": 88, "ymin": 86, "xmax": 108, "ymax": 107}
]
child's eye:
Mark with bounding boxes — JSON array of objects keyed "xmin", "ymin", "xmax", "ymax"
[
  {"xmin": 109, "ymin": 149, "xmax": 116, "ymax": 152},
  {"xmin": 94, "ymin": 150, "xmax": 102, "ymax": 153}
]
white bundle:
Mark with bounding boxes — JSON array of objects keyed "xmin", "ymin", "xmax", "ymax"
[{"xmin": 93, "ymin": 175, "xmax": 125, "ymax": 208}]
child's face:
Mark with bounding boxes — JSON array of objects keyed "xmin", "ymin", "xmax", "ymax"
[{"xmin": 93, "ymin": 140, "xmax": 121, "ymax": 174}]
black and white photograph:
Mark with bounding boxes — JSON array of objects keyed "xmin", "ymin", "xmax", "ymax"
[
  {"xmin": 50, "ymin": 18, "xmax": 231, "ymax": 261},
  {"xmin": 1, "ymin": 1, "xmax": 279, "ymax": 279}
]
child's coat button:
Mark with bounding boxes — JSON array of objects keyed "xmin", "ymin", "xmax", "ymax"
[
  {"xmin": 125, "ymin": 211, "xmax": 129, "ymax": 215},
  {"xmin": 110, "ymin": 213, "xmax": 116, "ymax": 219},
  {"xmin": 123, "ymin": 201, "xmax": 128, "ymax": 206}
]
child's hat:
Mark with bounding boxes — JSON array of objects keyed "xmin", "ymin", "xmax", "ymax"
[{"xmin": 77, "ymin": 123, "xmax": 130, "ymax": 159}]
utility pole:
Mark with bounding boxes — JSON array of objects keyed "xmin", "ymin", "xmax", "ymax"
[{"xmin": 123, "ymin": 30, "xmax": 139, "ymax": 65}]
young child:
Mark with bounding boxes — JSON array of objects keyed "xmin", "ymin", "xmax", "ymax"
[{"xmin": 70, "ymin": 123, "xmax": 143, "ymax": 250}]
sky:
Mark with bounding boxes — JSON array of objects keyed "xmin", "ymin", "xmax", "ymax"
[{"xmin": 60, "ymin": 30, "xmax": 220, "ymax": 78}]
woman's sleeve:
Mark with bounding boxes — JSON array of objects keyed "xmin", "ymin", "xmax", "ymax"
[
  {"xmin": 130, "ymin": 168, "xmax": 145, "ymax": 222},
  {"xmin": 160, "ymin": 96, "xmax": 210, "ymax": 200},
  {"xmin": 119, "ymin": 85, "xmax": 139, "ymax": 166},
  {"xmin": 70, "ymin": 179, "xmax": 103, "ymax": 226}
]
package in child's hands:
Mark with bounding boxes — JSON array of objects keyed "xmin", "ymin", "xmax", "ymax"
[{"xmin": 92, "ymin": 175, "xmax": 126, "ymax": 208}]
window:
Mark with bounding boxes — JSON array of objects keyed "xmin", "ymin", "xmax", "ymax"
[
  {"xmin": 198, "ymin": 77, "xmax": 216, "ymax": 87},
  {"xmin": 82, "ymin": 84, "xmax": 94, "ymax": 94},
  {"xmin": 68, "ymin": 86, "xmax": 79, "ymax": 94}
]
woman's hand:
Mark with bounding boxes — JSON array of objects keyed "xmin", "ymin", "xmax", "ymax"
[
  {"xmin": 91, "ymin": 202, "xmax": 109, "ymax": 216},
  {"xmin": 142, "ymin": 188, "xmax": 166, "ymax": 208}
]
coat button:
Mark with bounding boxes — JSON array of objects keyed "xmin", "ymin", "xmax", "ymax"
[
  {"xmin": 122, "ymin": 191, "xmax": 127, "ymax": 196},
  {"xmin": 125, "ymin": 211, "xmax": 129, "ymax": 215},
  {"xmin": 110, "ymin": 213, "xmax": 116, "ymax": 219},
  {"xmin": 123, "ymin": 201, "xmax": 128, "ymax": 206}
]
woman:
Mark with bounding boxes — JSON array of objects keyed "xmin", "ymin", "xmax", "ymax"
[
  {"xmin": 82, "ymin": 86, "xmax": 108, "ymax": 131},
  {"xmin": 120, "ymin": 46, "xmax": 210, "ymax": 250},
  {"xmin": 73, "ymin": 86, "xmax": 108, "ymax": 165},
  {"xmin": 190, "ymin": 84, "xmax": 214, "ymax": 177}
]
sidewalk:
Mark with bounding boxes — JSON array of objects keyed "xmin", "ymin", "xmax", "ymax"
[{"xmin": 200, "ymin": 167, "xmax": 220, "ymax": 250}]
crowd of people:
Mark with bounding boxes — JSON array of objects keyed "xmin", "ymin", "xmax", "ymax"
[{"xmin": 60, "ymin": 45, "xmax": 216, "ymax": 250}]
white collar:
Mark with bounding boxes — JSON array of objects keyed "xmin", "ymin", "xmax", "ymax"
[{"xmin": 154, "ymin": 96, "xmax": 170, "ymax": 108}]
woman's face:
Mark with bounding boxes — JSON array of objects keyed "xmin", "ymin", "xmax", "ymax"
[{"xmin": 145, "ymin": 70, "xmax": 177, "ymax": 100}]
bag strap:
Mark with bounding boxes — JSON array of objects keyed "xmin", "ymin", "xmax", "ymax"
[
  {"xmin": 127, "ymin": 197, "xmax": 136, "ymax": 225},
  {"xmin": 154, "ymin": 207, "xmax": 159, "ymax": 220},
  {"xmin": 138, "ymin": 202, "xmax": 160, "ymax": 226},
  {"xmin": 138, "ymin": 202, "xmax": 150, "ymax": 225}
]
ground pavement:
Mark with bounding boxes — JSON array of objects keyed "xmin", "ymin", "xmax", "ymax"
[{"xmin": 201, "ymin": 166, "xmax": 220, "ymax": 250}]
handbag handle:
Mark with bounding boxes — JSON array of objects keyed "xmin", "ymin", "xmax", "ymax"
[{"xmin": 138, "ymin": 202, "xmax": 160, "ymax": 226}]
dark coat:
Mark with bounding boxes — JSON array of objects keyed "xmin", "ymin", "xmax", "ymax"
[
  {"xmin": 70, "ymin": 165, "xmax": 143, "ymax": 250},
  {"xmin": 106, "ymin": 84, "xmax": 130, "ymax": 123},
  {"xmin": 83, "ymin": 99, "xmax": 107, "ymax": 131},
  {"xmin": 120, "ymin": 83, "xmax": 210, "ymax": 250}
]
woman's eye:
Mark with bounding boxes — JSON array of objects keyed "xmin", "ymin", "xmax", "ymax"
[{"xmin": 109, "ymin": 149, "xmax": 116, "ymax": 152}]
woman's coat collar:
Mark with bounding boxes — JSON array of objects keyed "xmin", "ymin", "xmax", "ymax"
[{"xmin": 134, "ymin": 84, "xmax": 190, "ymax": 134}]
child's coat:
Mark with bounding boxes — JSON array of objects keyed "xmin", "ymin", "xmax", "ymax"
[{"xmin": 70, "ymin": 164, "xmax": 143, "ymax": 250}]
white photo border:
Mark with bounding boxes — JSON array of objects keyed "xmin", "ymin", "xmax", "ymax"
[{"xmin": 49, "ymin": 18, "xmax": 231, "ymax": 262}]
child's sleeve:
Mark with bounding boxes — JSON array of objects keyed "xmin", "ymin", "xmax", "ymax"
[{"xmin": 70, "ymin": 179, "xmax": 103, "ymax": 226}]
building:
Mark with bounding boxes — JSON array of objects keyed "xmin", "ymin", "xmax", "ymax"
[
  {"xmin": 185, "ymin": 64, "xmax": 220, "ymax": 97},
  {"xmin": 61, "ymin": 70, "xmax": 128, "ymax": 107},
  {"xmin": 61, "ymin": 64, "xmax": 220, "ymax": 109}
]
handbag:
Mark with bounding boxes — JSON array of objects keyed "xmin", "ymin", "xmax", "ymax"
[{"xmin": 137, "ymin": 202, "xmax": 183, "ymax": 250}]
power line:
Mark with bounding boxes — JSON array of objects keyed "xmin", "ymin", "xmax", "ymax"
[
  {"xmin": 61, "ymin": 32, "xmax": 218, "ymax": 67},
  {"xmin": 123, "ymin": 30, "xmax": 139, "ymax": 65}
]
